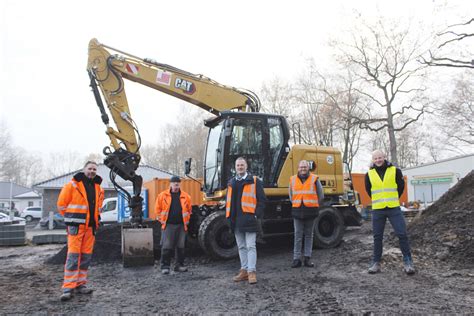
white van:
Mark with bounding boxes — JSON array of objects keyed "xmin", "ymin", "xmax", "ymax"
[{"xmin": 100, "ymin": 197, "xmax": 118, "ymax": 223}]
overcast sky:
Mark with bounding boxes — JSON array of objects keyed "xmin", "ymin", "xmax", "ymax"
[{"xmin": 0, "ymin": 0, "xmax": 472, "ymax": 171}]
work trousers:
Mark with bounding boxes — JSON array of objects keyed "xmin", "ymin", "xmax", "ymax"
[
  {"xmin": 372, "ymin": 207, "xmax": 412, "ymax": 263},
  {"xmin": 62, "ymin": 225, "xmax": 95, "ymax": 292},
  {"xmin": 234, "ymin": 229, "xmax": 257, "ymax": 272},
  {"xmin": 160, "ymin": 223, "xmax": 186, "ymax": 269},
  {"xmin": 293, "ymin": 217, "xmax": 317, "ymax": 259}
]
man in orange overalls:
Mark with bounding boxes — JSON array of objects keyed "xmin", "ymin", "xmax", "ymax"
[{"xmin": 57, "ymin": 161, "xmax": 104, "ymax": 301}]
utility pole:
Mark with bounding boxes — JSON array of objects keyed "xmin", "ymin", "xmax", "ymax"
[{"xmin": 9, "ymin": 181, "xmax": 13, "ymax": 220}]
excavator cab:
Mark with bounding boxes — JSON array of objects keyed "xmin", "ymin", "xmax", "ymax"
[{"xmin": 202, "ymin": 112, "xmax": 290, "ymax": 199}]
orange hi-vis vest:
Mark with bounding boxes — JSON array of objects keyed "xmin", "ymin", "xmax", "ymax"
[
  {"xmin": 226, "ymin": 176, "xmax": 257, "ymax": 218},
  {"xmin": 57, "ymin": 178, "xmax": 104, "ymax": 228},
  {"xmin": 155, "ymin": 190, "xmax": 192, "ymax": 231},
  {"xmin": 290, "ymin": 173, "xmax": 319, "ymax": 208}
]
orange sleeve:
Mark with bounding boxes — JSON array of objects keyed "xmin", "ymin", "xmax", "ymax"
[
  {"xmin": 57, "ymin": 183, "xmax": 73, "ymax": 216},
  {"xmin": 155, "ymin": 193, "xmax": 163, "ymax": 222}
]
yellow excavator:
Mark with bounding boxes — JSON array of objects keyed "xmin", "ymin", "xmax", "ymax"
[{"xmin": 87, "ymin": 38, "xmax": 361, "ymax": 266}]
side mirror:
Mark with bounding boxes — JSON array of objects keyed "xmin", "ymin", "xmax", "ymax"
[{"xmin": 184, "ymin": 158, "xmax": 192, "ymax": 176}]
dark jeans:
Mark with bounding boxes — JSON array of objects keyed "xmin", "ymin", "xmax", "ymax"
[{"xmin": 372, "ymin": 207, "xmax": 412, "ymax": 263}]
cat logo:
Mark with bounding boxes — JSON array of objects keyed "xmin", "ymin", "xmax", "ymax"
[{"xmin": 175, "ymin": 78, "xmax": 196, "ymax": 95}]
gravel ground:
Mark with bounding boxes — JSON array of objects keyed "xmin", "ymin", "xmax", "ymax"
[{"xmin": 1, "ymin": 222, "xmax": 473, "ymax": 315}]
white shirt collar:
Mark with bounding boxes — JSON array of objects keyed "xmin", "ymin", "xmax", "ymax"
[{"xmin": 236, "ymin": 172, "xmax": 248, "ymax": 181}]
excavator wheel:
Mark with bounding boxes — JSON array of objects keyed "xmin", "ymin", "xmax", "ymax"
[
  {"xmin": 198, "ymin": 211, "xmax": 238, "ymax": 259},
  {"xmin": 313, "ymin": 207, "xmax": 345, "ymax": 249}
]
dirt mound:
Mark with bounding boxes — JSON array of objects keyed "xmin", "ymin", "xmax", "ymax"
[
  {"xmin": 46, "ymin": 221, "xmax": 163, "ymax": 265},
  {"xmin": 407, "ymin": 170, "xmax": 474, "ymax": 269}
]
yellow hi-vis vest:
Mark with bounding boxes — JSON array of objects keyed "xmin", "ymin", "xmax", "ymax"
[
  {"xmin": 225, "ymin": 176, "xmax": 257, "ymax": 218},
  {"xmin": 368, "ymin": 166, "xmax": 400, "ymax": 210},
  {"xmin": 290, "ymin": 174, "xmax": 319, "ymax": 208}
]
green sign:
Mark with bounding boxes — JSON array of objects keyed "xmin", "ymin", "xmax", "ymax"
[{"xmin": 411, "ymin": 177, "xmax": 452, "ymax": 185}]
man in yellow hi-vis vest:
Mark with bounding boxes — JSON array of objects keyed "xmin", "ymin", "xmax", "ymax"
[{"xmin": 365, "ymin": 150, "xmax": 415, "ymax": 275}]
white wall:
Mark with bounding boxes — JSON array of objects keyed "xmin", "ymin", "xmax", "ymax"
[{"xmin": 403, "ymin": 154, "xmax": 474, "ymax": 202}]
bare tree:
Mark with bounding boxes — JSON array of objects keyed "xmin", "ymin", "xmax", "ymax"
[
  {"xmin": 335, "ymin": 18, "xmax": 430, "ymax": 166},
  {"xmin": 421, "ymin": 18, "xmax": 474, "ymax": 69},
  {"xmin": 317, "ymin": 71, "xmax": 366, "ymax": 171},
  {"xmin": 437, "ymin": 72, "xmax": 474, "ymax": 146},
  {"xmin": 46, "ymin": 151, "xmax": 84, "ymax": 178},
  {"xmin": 0, "ymin": 122, "xmax": 44, "ymax": 186},
  {"xmin": 141, "ymin": 107, "xmax": 208, "ymax": 178},
  {"xmin": 293, "ymin": 63, "xmax": 339, "ymax": 146},
  {"xmin": 260, "ymin": 77, "xmax": 294, "ymax": 118}
]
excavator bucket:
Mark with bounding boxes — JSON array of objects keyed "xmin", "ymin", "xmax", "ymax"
[{"xmin": 121, "ymin": 224, "xmax": 154, "ymax": 268}]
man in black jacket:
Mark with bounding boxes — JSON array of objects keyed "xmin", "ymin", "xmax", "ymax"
[
  {"xmin": 226, "ymin": 157, "xmax": 266, "ymax": 284},
  {"xmin": 365, "ymin": 150, "xmax": 415, "ymax": 275}
]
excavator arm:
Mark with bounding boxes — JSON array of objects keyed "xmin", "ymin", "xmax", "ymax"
[{"xmin": 87, "ymin": 38, "xmax": 259, "ymax": 224}]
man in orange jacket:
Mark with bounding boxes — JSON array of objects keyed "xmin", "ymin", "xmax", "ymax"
[
  {"xmin": 57, "ymin": 161, "xmax": 104, "ymax": 301},
  {"xmin": 155, "ymin": 176, "xmax": 192, "ymax": 274},
  {"xmin": 289, "ymin": 160, "xmax": 324, "ymax": 268}
]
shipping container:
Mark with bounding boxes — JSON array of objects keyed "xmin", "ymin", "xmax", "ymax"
[
  {"xmin": 144, "ymin": 178, "xmax": 204, "ymax": 220},
  {"xmin": 351, "ymin": 173, "xmax": 408, "ymax": 208}
]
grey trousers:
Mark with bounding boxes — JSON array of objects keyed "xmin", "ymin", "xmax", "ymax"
[
  {"xmin": 161, "ymin": 223, "xmax": 186, "ymax": 249},
  {"xmin": 293, "ymin": 218, "xmax": 317, "ymax": 259}
]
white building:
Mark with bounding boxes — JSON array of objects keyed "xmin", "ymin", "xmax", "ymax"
[{"xmin": 402, "ymin": 154, "xmax": 474, "ymax": 204}]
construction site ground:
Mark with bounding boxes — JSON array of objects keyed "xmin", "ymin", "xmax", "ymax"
[
  {"xmin": 0, "ymin": 223, "xmax": 472, "ymax": 315},
  {"xmin": 1, "ymin": 172, "xmax": 472, "ymax": 314}
]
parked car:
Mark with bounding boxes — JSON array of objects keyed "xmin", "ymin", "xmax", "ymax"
[
  {"xmin": 0, "ymin": 212, "xmax": 26, "ymax": 224},
  {"xmin": 20, "ymin": 207, "xmax": 43, "ymax": 222},
  {"xmin": 100, "ymin": 197, "xmax": 118, "ymax": 223},
  {"xmin": 39, "ymin": 213, "xmax": 66, "ymax": 229}
]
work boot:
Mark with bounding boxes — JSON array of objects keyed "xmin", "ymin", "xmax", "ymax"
[
  {"xmin": 368, "ymin": 262, "xmax": 381, "ymax": 274},
  {"xmin": 291, "ymin": 259, "xmax": 302, "ymax": 268},
  {"xmin": 160, "ymin": 248, "xmax": 172, "ymax": 274},
  {"xmin": 248, "ymin": 272, "xmax": 257, "ymax": 284},
  {"xmin": 233, "ymin": 269, "xmax": 248, "ymax": 282},
  {"xmin": 303, "ymin": 257, "xmax": 314, "ymax": 267},
  {"xmin": 60, "ymin": 290, "xmax": 73, "ymax": 302},
  {"xmin": 76, "ymin": 285, "xmax": 93, "ymax": 294},
  {"xmin": 404, "ymin": 260, "xmax": 416, "ymax": 275},
  {"xmin": 174, "ymin": 248, "xmax": 188, "ymax": 272}
]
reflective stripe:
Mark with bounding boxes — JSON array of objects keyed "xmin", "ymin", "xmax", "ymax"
[
  {"xmin": 297, "ymin": 199, "xmax": 318, "ymax": 204},
  {"xmin": 292, "ymin": 190, "xmax": 316, "ymax": 194},
  {"xmin": 371, "ymin": 188, "xmax": 398, "ymax": 194},
  {"xmin": 241, "ymin": 202, "xmax": 257, "ymax": 208},
  {"xmin": 64, "ymin": 270, "xmax": 79, "ymax": 277},
  {"xmin": 373, "ymin": 198, "xmax": 400, "ymax": 203},
  {"xmin": 242, "ymin": 192, "xmax": 256, "ymax": 197},
  {"xmin": 58, "ymin": 206, "xmax": 67, "ymax": 211},
  {"xmin": 64, "ymin": 218, "xmax": 87, "ymax": 224},
  {"xmin": 68, "ymin": 204, "xmax": 88, "ymax": 210}
]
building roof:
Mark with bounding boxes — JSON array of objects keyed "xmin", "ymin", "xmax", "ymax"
[
  {"xmin": 34, "ymin": 164, "xmax": 174, "ymax": 190},
  {"xmin": 402, "ymin": 153, "xmax": 474, "ymax": 171},
  {"xmin": 0, "ymin": 182, "xmax": 32, "ymax": 199},
  {"xmin": 14, "ymin": 191, "xmax": 41, "ymax": 199}
]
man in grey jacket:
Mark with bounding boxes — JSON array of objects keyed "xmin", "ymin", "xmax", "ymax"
[{"xmin": 289, "ymin": 160, "xmax": 324, "ymax": 268}]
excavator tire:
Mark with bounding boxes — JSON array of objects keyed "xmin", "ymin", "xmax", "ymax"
[
  {"xmin": 313, "ymin": 207, "xmax": 345, "ymax": 249},
  {"xmin": 198, "ymin": 211, "xmax": 238, "ymax": 259}
]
